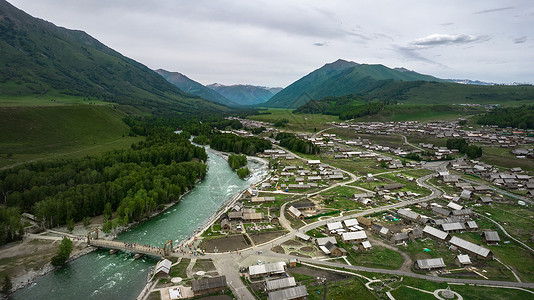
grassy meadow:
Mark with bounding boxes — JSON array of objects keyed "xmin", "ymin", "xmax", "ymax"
[{"xmin": 0, "ymin": 97, "xmax": 142, "ymax": 168}]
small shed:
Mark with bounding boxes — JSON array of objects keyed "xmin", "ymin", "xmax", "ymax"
[
  {"xmin": 192, "ymin": 275, "xmax": 227, "ymax": 296},
  {"xmin": 416, "ymin": 258, "xmax": 446, "ymax": 270},
  {"xmin": 456, "ymin": 254, "xmax": 472, "ymax": 266},
  {"xmin": 482, "ymin": 231, "xmax": 501, "ymax": 245},
  {"xmin": 154, "ymin": 259, "xmax": 172, "ymax": 277}
]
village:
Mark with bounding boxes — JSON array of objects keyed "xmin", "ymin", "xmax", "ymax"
[{"xmin": 136, "ymin": 115, "xmax": 534, "ymax": 300}]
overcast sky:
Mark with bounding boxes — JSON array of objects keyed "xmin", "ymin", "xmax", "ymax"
[{"xmin": 9, "ymin": 0, "xmax": 534, "ymax": 87}]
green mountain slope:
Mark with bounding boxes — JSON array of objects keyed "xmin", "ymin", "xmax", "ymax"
[
  {"xmin": 0, "ymin": 0, "xmax": 228, "ymax": 115},
  {"xmin": 207, "ymin": 83, "xmax": 278, "ymax": 106},
  {"xmin": 263, "ymin": 59, "xmax": 444, "ymax": 108},
  {"xmin": 362, "ymin": 80, "xmax": 534, "ymax": 105},
  {"xmin": 155, "ymin": 69, "xmax": 238, "ymax": 107}
]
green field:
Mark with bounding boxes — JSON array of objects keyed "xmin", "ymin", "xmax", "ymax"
[
  {"xmin": 351, "ymin": 104, "xmax": 483, "ymax": 123},
  {"xmin": 249, "ymin": 108, "xmax": 338, "ymax": 132},
  {"xmin": 0, "ymin": 104, "xmax": 141, "ymax": 168},
  {"xmin": 480, "ymin": 146, "xmax": 534, "ymax": 171}
]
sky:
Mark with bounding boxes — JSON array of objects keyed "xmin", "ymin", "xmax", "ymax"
[{"xmin": 8, "ymin": 0, "xmax": 534, "ymax": 87}]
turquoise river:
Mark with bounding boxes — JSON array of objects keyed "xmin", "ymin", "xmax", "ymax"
[{"xmin": 11, "ymin": 148, "xmax": 268, "ymax": 300}]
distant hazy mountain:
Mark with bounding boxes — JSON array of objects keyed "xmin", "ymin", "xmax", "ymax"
[
  {"xmin": 206, "ymin": 84, "xmax": 281, "ymax": 106},
  {"xmin": 0, "ymin": 0, "xmax": 227, "ymax": 115},
  {"xmin": 264, "ymin": 59, "xmax": 444, "ymax": 108},
  {"xmin": 155, "ymin": 69, "xmax": 239, "ymax": 107}
]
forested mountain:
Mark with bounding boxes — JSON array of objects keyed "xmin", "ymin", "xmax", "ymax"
[
  {"xmin": 155, "ymin": 69, "xmax": 238, "ymax": 107},
  {"xmin": 263, "ymin": 59, "xmax": 444, "ymax": 108},
  {"xmin": 265, "ymin": 59, "xmax": 534, "ymax": 108},
  {"xmin": 207, "ymin": 83, "xmax": 279, "ymax": 106},
  {"xmin": 0, "ymin": 0, "xmax": 228, "ymax": 115}
]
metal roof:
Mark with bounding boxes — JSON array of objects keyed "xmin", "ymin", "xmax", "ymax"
[
  {"xmin": 423, "ymin": 225, "xmax": 449, "ymax": 240},
  {"xmin": 249, "ymin": 262, "xmax": 286, "ymax": 276},
  {"xmin": 344, "ymin": 218, "xmax": 358, "ymax": 227},
  {"xmin": 397, "ymin": 209, "xmax": 420, "ymax": 220},
  {"xmin": 466, "ymin": 221, "xmax": 478, "ymax": 229},
  {"xmin": 295, "ymin": 232, "xmax": 311, "ymax": 241},
  {"xmin": 441, "ymin": 222, "xmax": 465, "ymax": 231},
  {"xmin": 316, "ymin": 237, "xmax": 337, "ymax": 246},
  {"xmin": 268, "ymin": 285, "xmax": 309, "ymax": 300},
  {"xmin": 288, "ymin": 206, "xmax": 302, "ymax": 217},
  {"xmin": 449, "ymin": 236, "xmax": 491, "ymax": 258},
  {"xmin": 192, "ymin": 275, "xmax": 227, "ymax": 292},
  {"xmin": 327, "ymin": 221, "xmax": 343, "ymax": 231},
  {"xmin": 342, "ymin": 231, "xmax": 367, "ymax": 241},
  {"xmin": 432, "ymin": 206, "xmax": 451, "ymax": 216},
  {"xmin": 447, "ymin": 201, "xmax": 463, "ymax": 211},
  {"xmin": 155, "ymin": 259, "xmax": 172, "ymax": 274},
  {"xmin": 483, "ymin": 231, "xmax": 501, "ymax": 242},
  {"xmin": 457, "ymin": 254, "xmax": 472, "ymax": 265},
  {"xmin": 417, "ymin": 258, "xmax": 446, "ymax": 269},
  {"xmin": 265, "ymin": 277, "xmax": 296, "ymax": 292}
]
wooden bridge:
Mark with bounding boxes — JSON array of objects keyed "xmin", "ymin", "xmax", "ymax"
[
  {"xmin": 88, "ymin": 239, "xmax": 165, "ymax": 258},
  {"xmin": 86, "ymin": 229, "xmax": 173, "ymax": 258}
]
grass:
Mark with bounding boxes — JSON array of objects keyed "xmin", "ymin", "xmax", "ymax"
[
  {"xmin": 305, "ymin": 228, "xmax": 326, "ymax": 238},
  {"xmin": 319, "ymin": 186, "xmax": 366, "ymax": 211},
  {"xmin": 351, "ymin": 104, "xmax": 483, "ymax": 123},
  {"xmin": 342, "ymin": 244, "xmax": 404, "ymax": 270},
  {"xmin": 249, "ymin": 108, "xmax": 339, "ymax": 132},
  {"xmin": 192, "ymin": 259, "xmax": 216, "ymax": 273},
  {"xmin": 0, "ymin": 94, "xmax": 112, "ymax": 107},
  {"xmin": 390, "ymin": 280, "xmax": 534, "ymax": 300},
  {"xmin": 169, "ymin": 258, "xmax": 190, "ymax": 278},
  {"xmin": 306, "ymin": 277, "xmax": 376, "ymax": 300},
  {"xmin": 0, "ymin": 105, "xmax": 142, "ymax": 168},
  {"xmin": 290, "ymin": 268, "xmax": 376, "ymax": 300},
  {"xmin": 390, "ymin": 286, "xmax": 437, "ymax": 300},
  {"xmin": 146, "ymin": 291, "xmax": 161, "ymax": 300},
  {"xmin": 475, "ymin": 203, "xmax": 534, "ymax": 247},
  {"xmin": 456, "ymin": 231, "xmax": 534, "ymax": 282},
  {"xmin": 480, "ymin": 146, "xmax": 534, "ymax": 171}
]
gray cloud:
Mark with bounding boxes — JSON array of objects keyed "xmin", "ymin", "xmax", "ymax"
[
  {"xmin": 514, "ymin": 36, "xmax": 527, "ymax": 43},
  {"xmin": 313, "ymin": 42, "xmax": 328, "ymax": 47},
  {"xmin": 393, "ymin": 45, "xmax": 447, "ymax": 67},
  {"xmin": 474, "ymin": 6, "xmax": 514, "ymax": 14},
  {"xmin": 411, "ymin": 34, "xmax": 488, "ymax": 47}
]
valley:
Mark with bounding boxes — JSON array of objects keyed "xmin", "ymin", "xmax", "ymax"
[{"xmin": 1, "ymin": 1, "xmax": 534, "ymax": 300}]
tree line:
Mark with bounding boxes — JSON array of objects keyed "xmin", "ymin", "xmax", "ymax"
[
  {"xmin": 477, "ymin": 105, "xmax": 534, "ymax": 129},
  {"xmin": 446, "ymin": 138, "xmax": 483, "ymax": 159},
  {"xmin": 276, "ymin": 133, "xmax": 320, "ymax": 155},
  {"xmin": 210, "ymin": 133, "xmax": 272, "ymax": 155},
  {"xmin": 0, "ymin": 129, "xmax": 208, "ymax": 243}
]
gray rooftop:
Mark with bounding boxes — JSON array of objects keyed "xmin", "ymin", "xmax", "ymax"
[
  {"xmin": 423, "ymin": 225, "xmax": 449, "ymax": 240},
  {"xmin": 265, "ymin": 277, "xmax": 297, "ymax": 292},
  {"xmin": 449, "ymin": 236, "xmax": 492, "ymax": 258},
  {"xmin": 417, "ymin": 258, "xmax": 446, "ymax": 269},
  {"xmin": 268, "ymin": 285, "xmax": 308, "ymax": 300}
]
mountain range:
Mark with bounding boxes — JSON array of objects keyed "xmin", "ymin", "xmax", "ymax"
[
  {"xmin": 155, "ymin": 69, "xmax": 239, "ymax": 107},
  {"xmin": 0, "ymin": 0, "xmax": 227, "ymax": 115},
  {"xmin": 263, "ymin": 59, "xmax": 444, "ymax": 108},
  {"xmin": 206, "ymin": 83, "xmax": 281, "ymax": 106}
]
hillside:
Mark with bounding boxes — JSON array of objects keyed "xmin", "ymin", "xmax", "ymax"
[
  {"xmin": 207, "ymin": 83, "xmax": 279, "ymax": 106},
  {"xmin": 0, "ymin": 105, "xmax": 141, "ymax": 168},
  {"xmin": 361, "ymin": 80, "xmax": 534, "ymax": 105},
  {"xmin": 155, "ymin": 69, "xmax": 238, "ymax": 107},
  {"xmin": 0, "ymin": 0, "xmax": 228, "ymax": 115},
  {"xmin": 263, "ymin": 59, "xmax": 444, "ymax": 108}
]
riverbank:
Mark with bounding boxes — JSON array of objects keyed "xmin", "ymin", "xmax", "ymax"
[
  {"xmin": 5, "ymin": 162, "xmax": 205, "ymax": 294},
  {"xmin": 7, "ymin": 148, "xmax": 270, "ymax": 299},
  {"xmin": 175, "ymin": 148, "xmax": 270, "ymax": 248}
]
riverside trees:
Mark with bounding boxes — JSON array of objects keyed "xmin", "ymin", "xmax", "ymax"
[{"xmin": 0, "ymin": 129, "xmax": 208, "ymax": 235}]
